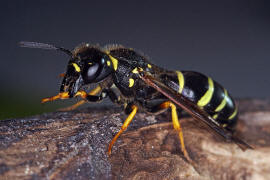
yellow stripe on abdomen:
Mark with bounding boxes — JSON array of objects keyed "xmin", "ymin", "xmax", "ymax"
[
  {"xmin": 197, "ymin": 77, "xmax": 214, "ymax": 107},
  {"xmin": 228, "ymin": 108, "xmax": 238, "ymax": 120},
  {"xmin": 176, "ymin": 71, "xmax": 184, "ymax": 93},
  {"xmin": 215, "ymin": 89, "xmax": 228, "ymax": 112}
]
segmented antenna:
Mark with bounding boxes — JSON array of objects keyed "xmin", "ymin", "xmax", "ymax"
[{"xmin": 19, "ymin": 41, "xmax": 72, "ymax": 56}]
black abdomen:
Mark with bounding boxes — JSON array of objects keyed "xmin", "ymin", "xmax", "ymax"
[{"xmin": 160, "ymin": 71, "xmax": 238, "ymax": 130}]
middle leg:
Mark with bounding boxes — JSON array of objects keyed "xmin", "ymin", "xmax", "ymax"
[{"xmin": 108, "ymin": 104, "xmax": 138, "ymax": 155}]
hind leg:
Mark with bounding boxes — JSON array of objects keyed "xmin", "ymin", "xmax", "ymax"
[{"xmin": 144, "ymin": 100, "xmax": 192, "ymax": 162}]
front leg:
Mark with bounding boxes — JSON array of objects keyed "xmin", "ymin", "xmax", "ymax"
[
  {"xmin": 58, "ymin": 85, "xmax": 102, "ymax": 111},
  {"xmin": 41, "ymin": 92, "xmax": 70, "ymax": 103},
  {"xmin": 41, "ymin": 88, "xmax": 108, "ymax": 104},
  {"xmin": 108, "ymin": 103, "xmax": 138, "ymax": 155},
  {"xmin": 74, "ymin": 90, "xmax": 107, "ymax": 102}
]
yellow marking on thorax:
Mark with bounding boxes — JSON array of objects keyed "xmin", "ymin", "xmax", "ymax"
[
  {"xmin": 129, "ymin": 78, "xmax": 135, "ymax": 87},
  {"xmin": 213, "ymin": 114, "xmax": 218, "ymax": 119},
  {"xmin": 215, "ymin": 89, "xmax": 228, "ymax": 112},
  {"xmin": 197, "ymin": 77, "xmax": 214, "ymax": 107},
  {"xmin": 72, "ymin": 63, "xmax": 81, "ymax": 72},
  {"xmin": 88, "ymin": 62, "xmax": 93, "ymax": 65},
  {"xmin": 228, "ymin": 108, "xmax": 238, "ymax": 120},
  {"xmin": 132, "ymin": 67, "xmax": 139, "ymax": 74},
  {"xmin": 108, "ymin": 54, "xmax": 118, "ymax": 71},
  {"xmin": 147, "ymin": 64, "xmax": 152, "ymax": 68},
  {"xmin": 107, "ymin": 61, "xmax": 111, "ymax": 66},
  {"xmin": 176, "ymin": 71, "xmax": 184, "ymax": 93}
]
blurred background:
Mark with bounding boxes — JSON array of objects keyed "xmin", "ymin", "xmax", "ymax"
[{"xmin": 1, "ymin": 0, "xmax": 270, "ymax": 120}]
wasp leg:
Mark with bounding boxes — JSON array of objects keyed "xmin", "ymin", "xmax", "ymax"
[
  {"xmin": 108, "ymin": 104, "xmax": 138, "ymax": 155},
  {"xmin": 157, "ymin": 101, "xmax": 192, "ymax": 162},
  {"xmin": 41, "ymin": 92, "xmax": 70, "ymax": 103},
  {"xmin": 74, "ymin": 89, "xmax": 107, "ymax": 102},
  {"xmin": 59, "ymin": 86, "xmax": 102, "ymax": 111}
]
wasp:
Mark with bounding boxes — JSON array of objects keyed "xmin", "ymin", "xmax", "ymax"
[{"xmin": 19, "ymin": 41, "xmax": 252, "ymax": 161}]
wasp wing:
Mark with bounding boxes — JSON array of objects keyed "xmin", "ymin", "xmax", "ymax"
[{"xmin": 139, "ymin": 72, "xmax": 252, "ymax": 150}]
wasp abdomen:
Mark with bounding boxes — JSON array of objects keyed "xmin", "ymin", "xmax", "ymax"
[{"xmin": 161, "ymin": 71, "xmax": 237, "ymax": 129}]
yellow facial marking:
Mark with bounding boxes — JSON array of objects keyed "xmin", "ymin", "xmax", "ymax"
[
  {"xmin": 107, "ymin": 61, "xmax": 111, "ymax": 66},
  {"xmin": 88, "ymin": 62, "xmax": 93, "ymax": 65},
  {"xmin": 132, "ymin": 67, "xmax": 139, "ymax": 74},
  {"xmin": 215, "ymin": 89, "xmax": 228, "ymax": 112},
  {"xmin": 197, "ymin": 77, "xmax": 214, "ymax": 107},
  {"xmin": 228, "ymin": 108, "xmax": 238, "ymax": 120},
  {"xmin": 176, "ymin": 71, "xmax": 184, "ymax": 93},
  {"xmin": 72, "ymin": 63, "xmax": 81, "ymax": 72},
  {"xmin": 108, "ymin": 54, "xmax": 118, "ymax": 71},
  {"xmin": 129, "ymin": 78, "xmax": 135, "ymax": 87},
  {"xmin": 147, "ymin": 64, "xmax": 152, "ymax": 68}
]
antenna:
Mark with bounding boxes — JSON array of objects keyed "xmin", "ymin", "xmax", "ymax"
[{"xmin": 19, "ymin": 41, "xmax": 72, "ymax": 56}]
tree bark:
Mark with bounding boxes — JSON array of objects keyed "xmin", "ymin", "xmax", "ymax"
[{"xmin": 0, "ymin": 99, "xmax": 270, "ymax": 180}]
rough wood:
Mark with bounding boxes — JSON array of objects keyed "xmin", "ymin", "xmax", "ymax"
[{"xmin": 0, "ymin": 99, "xmax": 270, "ymax": 180}]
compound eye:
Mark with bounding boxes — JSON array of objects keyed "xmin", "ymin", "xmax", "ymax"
[{"xmin": 82, "ymin": 63, "xmax": 100, "ymax": 83}]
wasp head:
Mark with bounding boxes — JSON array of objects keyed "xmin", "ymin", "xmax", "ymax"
[
  {"xmin": 19, "ymin": 41, "xmax": 114, "ymax": 98},
  {"xmin": 60, "ymin": 44, "xmax": 113, "ymax": 97}
]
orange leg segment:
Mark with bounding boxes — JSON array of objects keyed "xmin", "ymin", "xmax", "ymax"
[
  {"xmin": 41, "ymin": 90, "xmax": 89, "ymax": 104},
  {"xmin": 108, "ymin": 105, "xmax": 138, "ymax": 155},
  {"xmin": 41, "ymin": 92, "xmax": 70, "ymax": 103},
  {"xmin": 58, "ymin": 86, "xmax": 102, "ymax": 111},
  {"xmin": 160, "ymin": 101, "xmax": 191, "ymax": 162}
]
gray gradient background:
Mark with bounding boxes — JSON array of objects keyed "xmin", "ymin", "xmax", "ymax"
[{"xmin": 1, "ymin": 0, "xmax": 270, "ymax": 119}]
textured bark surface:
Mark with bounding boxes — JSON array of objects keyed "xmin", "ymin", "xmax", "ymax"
[{"xmin": 0, "ymin": 99, "xmax": 270, "ymax": 180}]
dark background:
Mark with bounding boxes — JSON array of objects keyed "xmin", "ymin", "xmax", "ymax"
[{"xmin": 1, "ymin": 0, "xmax": 270, "ymax": 120}]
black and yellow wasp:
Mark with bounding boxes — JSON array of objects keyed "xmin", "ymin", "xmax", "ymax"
[{"xmin": 20, "ymin": 41, "xmax": 252, "ymax": 161}]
